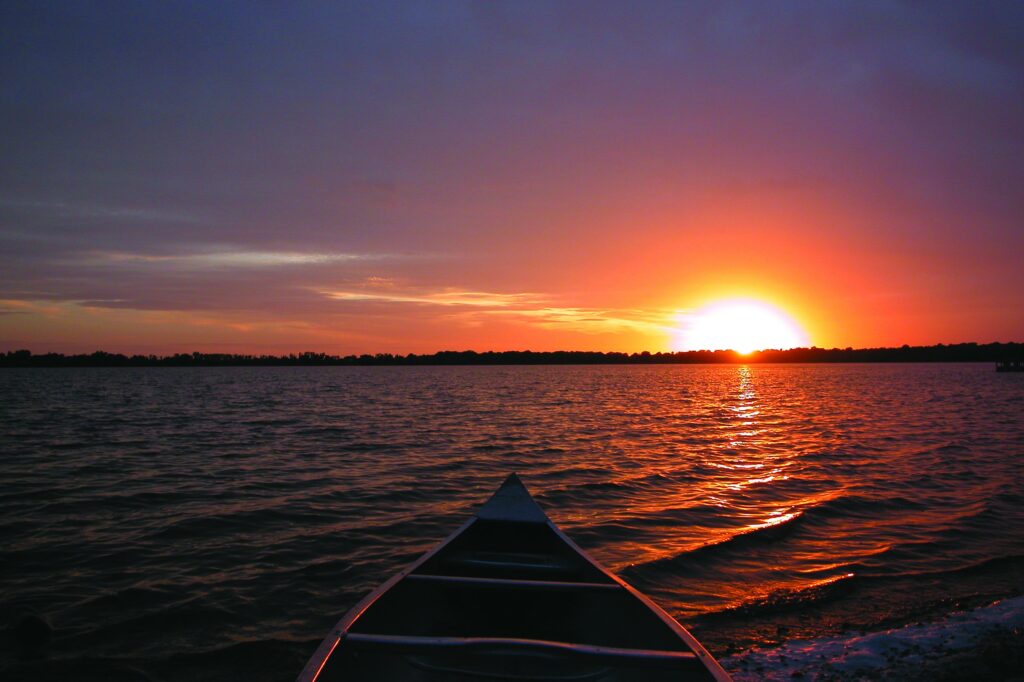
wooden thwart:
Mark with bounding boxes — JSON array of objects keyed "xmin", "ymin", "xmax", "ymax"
[{"xmin": 405, "ymin": 573, "xmax": 621, "ymax": 592}]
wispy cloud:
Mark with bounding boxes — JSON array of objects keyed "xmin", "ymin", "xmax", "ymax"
[
  {"xmin": 0, "ymin": 298, "xmax": 68, "ymax": 316},
  {"xmin": 0, "ymin": 196, "xmax": 203, "ymax": 225},
  {"xmin": 74, "ymin": 249, "xmax": 390, "ymax": 269},
  {"xmin": 484, "ymin": 307, "xmax": 677, "ymax": 335},
  {"xmin": 319, "ymin": 285, "xmax": 678, "ymax": 335},
  {"xmin": 319, "ymin": 288, "xmax": 544, "ymax": 307}
]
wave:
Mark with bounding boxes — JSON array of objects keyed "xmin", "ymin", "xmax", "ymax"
[
  {"xmin": 809, "ymin": 552, "xmax": 1024, "ymax": 592},
  {"xmin": 621, "ymin": 487, "xmax": 995, "ymax": 580},
  {"xmin": 623, "ymin": 509, "xmax": 810, "ymax": 578},
  {"xmin": 889, "ymin": 552, "xmax": 1024, "ymax": 581},
  {"xmin": 707, "ymin": 571, "xmax": 861, "ymax": 619}
]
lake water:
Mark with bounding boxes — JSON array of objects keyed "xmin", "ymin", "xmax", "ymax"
[{"xmin": 2, "ymin": 364, "xmax": 1022, "ymax": 680}]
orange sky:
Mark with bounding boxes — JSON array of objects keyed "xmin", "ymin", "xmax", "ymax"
[{"xmin": 2, "ymin": 4, "xmax": 1023, "ymax": 354}]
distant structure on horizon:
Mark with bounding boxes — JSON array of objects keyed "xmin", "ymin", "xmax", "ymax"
[{"xmin": 996, "ymin": 359, "xmax": 1024, "ymax": 372}]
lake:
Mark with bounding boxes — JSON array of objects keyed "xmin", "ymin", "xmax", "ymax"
[{"xmin": 2, "ymin": 364, "xmax": 1022, "ymax": 680}]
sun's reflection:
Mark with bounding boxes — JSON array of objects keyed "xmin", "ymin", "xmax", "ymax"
[
  {"xmin": 726, "ymin": 365, "xmax": 763, "ymax": 448},
  {"xmin": 608, "ymin": 365, "xmax": 822, "ymax": 571},
  {"xmin": 728, "ymin": 365, "xmax": 760, "ymax": 440},
  {"xmin": 713, "ymin": 365, "xmax": 792, "ymax": 503}
]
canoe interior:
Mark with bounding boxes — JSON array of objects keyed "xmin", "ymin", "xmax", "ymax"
[
  {"xmin": 417, "ymin": 518, "xmax": 612, "ymax": 582},
  {"xmin": 309, "ymin": 477, "xmax": 727, "ymax": 681}
]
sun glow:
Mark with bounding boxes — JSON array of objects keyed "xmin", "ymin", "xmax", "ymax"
[{"xmin": 677, "ymin": 299, "xmax": 809, "ymax": 353}]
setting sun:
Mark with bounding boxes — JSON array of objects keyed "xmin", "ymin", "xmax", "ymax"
[{"xmin": 677, "ymin": 299, "xmax": 809, "ymax": 354}]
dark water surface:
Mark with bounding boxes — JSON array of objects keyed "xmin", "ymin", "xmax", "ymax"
[{"xmin": 2, "ymin": 364, "xmax": 1022, "ymax": 680}]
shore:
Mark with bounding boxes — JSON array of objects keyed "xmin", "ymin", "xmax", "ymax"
[{"xmin": 724, "ymin": 596, "xmax": 1024, "ymax": 680}]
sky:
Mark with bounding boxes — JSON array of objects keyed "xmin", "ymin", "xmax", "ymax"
[{"xmin": 2, "ymin": 1, "xmax": 1023, "ymax": 354}]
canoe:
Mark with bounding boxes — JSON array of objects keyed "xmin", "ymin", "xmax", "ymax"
[{"xmin": 298, "ymin": 474, "xmax": 732, "ymax": 681}]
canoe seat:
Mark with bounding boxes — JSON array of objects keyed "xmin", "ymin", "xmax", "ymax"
[
  {"xmin": 441, "ymin": 549, "xmax": 581, "ymax": 576},
  {"xmin": 343, "ymin": 632, "xmax": 705, "ymax": 669},
  {"xmin": 347, "ymin": 567, "xmax": 689, "ymax": 651},
  {"xmin": 406, "ymin": 574, "xmax": 622, "ymax": 592}
]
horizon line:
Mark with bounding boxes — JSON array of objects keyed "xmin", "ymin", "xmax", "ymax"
[{"xmin": 2, "ymin": 342, "xmax": 1021, "ymax": 367}]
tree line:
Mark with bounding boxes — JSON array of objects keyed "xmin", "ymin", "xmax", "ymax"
[{"xmin": 1, "ymin": 342, "xmax": 1021, "ymax": 367}]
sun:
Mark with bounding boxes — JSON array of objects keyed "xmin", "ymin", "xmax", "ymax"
[{"xmin": 676, "ymin": 299, "xmax": 809, "ymax": 354}]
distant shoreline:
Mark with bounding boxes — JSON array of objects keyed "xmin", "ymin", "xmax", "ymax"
[{"xmin": 2, "ymin": 343, "xmax": 1021, "ymax": 367}]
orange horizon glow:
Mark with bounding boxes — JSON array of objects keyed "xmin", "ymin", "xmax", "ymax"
[{"xmin": 3, "ymin": 285, "xmax": 1016, "ymax": 356}]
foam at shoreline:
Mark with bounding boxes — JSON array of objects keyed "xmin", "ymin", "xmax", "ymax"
[{"xmin": 724, "ymin": 595, "xmax": 1024, "ymax": 680}]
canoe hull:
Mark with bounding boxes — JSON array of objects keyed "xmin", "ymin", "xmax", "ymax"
[{"xmin": 299, "ymin": 475, "xmax": 731, "ymax": 681}]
